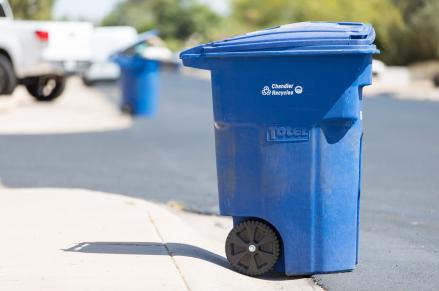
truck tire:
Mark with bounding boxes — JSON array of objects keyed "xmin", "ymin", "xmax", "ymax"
[
  {"xmin": 25, "ymin": 75, "xmax": 66, "ymax": 102},
  {"xmin": 81, "ymin": 75, "xmax": 95, "ymax": 87},
  {"xmin": 0, "ymin": 54, "xmax": 17, "ymax": 95},
  {"xmin": 433, "ymin": 73, "xmax": 439, "ymax": 88}
]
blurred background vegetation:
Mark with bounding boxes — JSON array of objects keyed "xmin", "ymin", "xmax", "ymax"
[
  {"xmin": 102, "ymin": 0, "xmax": 439, "ymax": 65},
  {"xmin": 10, "ymin": 0, "xmax": 55, "ymax": 20},
  {"xmin": 9, "ymin": 0, "xmax": 439, "ymax": 65},
  {"xmin": 101, "ymin": 0, "xmax": 222, "ymax": 51}
]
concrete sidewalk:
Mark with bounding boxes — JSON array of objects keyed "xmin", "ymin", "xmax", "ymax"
[
  {"xmin": 362, "ymin": 66, "xmax": 439, "ymax": 102},
  {"xmin": 0, "ymin": 188, "xmax": 322, "ymax": 291},
  {"xmin": 0, "ymin": 77, "xmax": 131, "ymax": 135}
]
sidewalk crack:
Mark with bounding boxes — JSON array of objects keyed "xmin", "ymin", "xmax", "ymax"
[{"xmin": 147, "ymin": 210, "xmax": 192, "ymax": 291}]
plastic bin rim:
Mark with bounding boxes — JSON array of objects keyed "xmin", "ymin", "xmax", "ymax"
[{"xmin": 181, "ymin": 46, "xmax": 379, "ymax": 59}]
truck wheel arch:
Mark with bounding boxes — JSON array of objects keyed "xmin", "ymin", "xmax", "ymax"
[{"xmin": 0, "ymin": 48, "xmax": 14, "ymax": 70}]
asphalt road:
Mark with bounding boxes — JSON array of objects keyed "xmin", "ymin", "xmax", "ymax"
[{"xmin": 0, "ymin": 71, "xmax": 438, "ymax": 290}]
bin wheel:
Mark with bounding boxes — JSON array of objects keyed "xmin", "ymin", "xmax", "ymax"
[{"xmin": 225, "ymin": 220, "xmax": 280, "ymax": 276}]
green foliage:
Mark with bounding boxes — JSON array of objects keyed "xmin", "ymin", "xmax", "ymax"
[
  {"xmin": 394, "ymin": 0, "xmax": 439, "ymax": 64},
  {"xmin": 229, "ymin": 0, "xmax": 405, "ymax": 64},
  {"xmin": 101, "ymin": 0, "xmax": 439, "ymax": 64},
  {"xmin": 392, "ymin": 0, "xmax": 427, "ymax": 21},
  {"xmin": 9, "ymin": 0, "xmax": 55, "ymax": 20},
  {"xmin": 411, "ymin": 1, "xmax": 439, "ymax": 59},
  {"xmin": 102, "ymin": 0, "xmax": 221, "ymax": 50}
]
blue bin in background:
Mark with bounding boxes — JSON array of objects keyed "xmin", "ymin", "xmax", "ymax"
[
  {"xmin": 113, "ymin": 54, "xmax": 159, "ymax": 117},
  {"xmin": 180, "ymin": 22, "xmax": 378, "ymax": 276}
]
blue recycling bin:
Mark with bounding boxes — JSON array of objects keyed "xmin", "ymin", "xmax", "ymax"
[
  {"xmin": 113, "ymin": 54, "xmax": 159, "ymax": 117},
  {"xmin": 180, "ymin": 22, "xmax": 378, "ymax": 276}
]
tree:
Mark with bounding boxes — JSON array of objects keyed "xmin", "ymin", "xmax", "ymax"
[
  {"xmin": 392, "ymin": 0, "xmax": 427, "ymax": 21},
  {"xmin": 102, "ymin": 0, "xmax": 439, "ymax": 64},
  {"xmin": 229, "ymin": 0, "xmax": 405, "ymax": 64},
  {"xmin": 9, "ymin": 0, "xmax": 55, "ymax": 20},
  {"xmin": 390, "ymin": 0, "xmax": 439, "ymax": 64},
  {"xmin": 102, "ymin": 0, "xmax": 222, "ymax": 50},
  {"xmin": 409, "ymin": 0, "xmax": 439, "ymax": 62}
]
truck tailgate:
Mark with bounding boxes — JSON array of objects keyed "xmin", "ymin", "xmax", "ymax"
[{"xmin": 37, "ymin": 21, "xmax": 94, "ymax": 62}]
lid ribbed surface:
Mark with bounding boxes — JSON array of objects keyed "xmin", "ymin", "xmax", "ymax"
[{"xmin": 180, "ymin": 22, "xmax": 378, "ymax": 60}]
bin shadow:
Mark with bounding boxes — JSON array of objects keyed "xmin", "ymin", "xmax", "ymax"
[
  {"xmin": 63, "ymin": 241, "xmax": 306, "ymax": 281},
  {"xmin": 64, "ymin": 241, "xmax": 229, "ymax": 269}
]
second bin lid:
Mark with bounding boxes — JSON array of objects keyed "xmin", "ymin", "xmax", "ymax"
[{"xmin": 181, "ymin": 22, "xmax": 378, "ymax": 58}]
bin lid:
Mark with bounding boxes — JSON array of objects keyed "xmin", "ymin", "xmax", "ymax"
[
  {"xmin": 115, "ymin": 29, "xmax": 159, "ymax": 56},
  {"xmin": 180, "ymin": 22, "xmax": 378, "ymax": 61}
]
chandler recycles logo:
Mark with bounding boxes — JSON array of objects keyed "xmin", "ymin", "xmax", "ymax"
[
  {"xmin": 261, "ymin": 83, "xmax": 303, "ymax": 96},
  {"xmin": 261, "ymin": 86, "xmax": 272, "ymax": 96}
]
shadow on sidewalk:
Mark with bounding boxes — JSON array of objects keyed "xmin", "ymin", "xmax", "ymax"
[
  {"xmin": 64, "ymin": 241, "xmax": 229, "ymax": 269},
  {"xmin": 64, "ymin": 241, "xmax": 308, "ymax": 281}
]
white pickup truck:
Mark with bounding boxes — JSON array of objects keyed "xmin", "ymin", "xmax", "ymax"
[{"xmin": 0, "ymin": 0, "xmax": 93, "ymax": 101}]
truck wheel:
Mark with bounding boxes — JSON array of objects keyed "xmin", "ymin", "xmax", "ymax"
[
  {"xmin": 25, "ymin": 75, "xmax": 66, "ymax": 102},
  {"xmin": 433, "ymin": 73, "xmax": 439, "ymax": 88},
  {"xmin": 225, "ymin": 220, "xmax": 280, "ymax": 276},
  {"xmin": 81, "ymin": 76, "xmax": 95, "ymax": 87},
  {"xmin": 0, "ymin": 54, "xmax": 17, "ymax": 95}
]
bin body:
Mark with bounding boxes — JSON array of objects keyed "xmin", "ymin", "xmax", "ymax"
[
  {"xmin": 114, "ymin": 55, "xmax": 159, "ymax": 116},
  {"xmin": 180, "ymin": 22, "xmax": 378, "ymax": 275}
]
